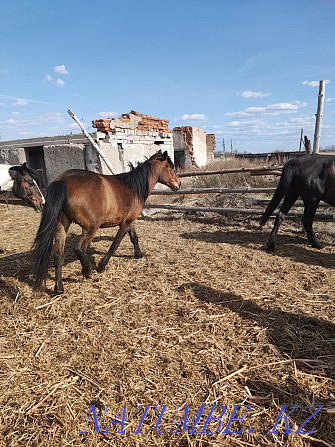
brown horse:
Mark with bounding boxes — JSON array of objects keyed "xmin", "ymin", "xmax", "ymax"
[{"xmin": 33, "ymin": 151, "xmax": 181, "ymax": 293}]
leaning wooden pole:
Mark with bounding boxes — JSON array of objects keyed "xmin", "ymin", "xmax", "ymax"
[
  {"xmin": 313, "ymin": 80, "xmax": 326, "ymax": 154},
  {"xmin": 67, "ymin": 109, "xmax": 115, "ymax": 174}
]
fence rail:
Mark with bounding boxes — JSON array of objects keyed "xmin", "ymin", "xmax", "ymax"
[
  {"xmin": 178, "ymin": 165, "xmax": 282, "ymax": 178},
  {"xmin": 144, "ymin": 204, "xmax": 334, "ymax": 221},
  {"xmin": 151, "ymin": 187, "xmax": 276, "ymax": 195},
  {"xmin": 148, "ymin": 164, "xmax": 335, "ymax": 222}
]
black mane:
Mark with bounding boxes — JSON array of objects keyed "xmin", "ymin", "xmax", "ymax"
[{"xmin": 115, "ymin": 152, "xmax": 174, "ymax": 201}]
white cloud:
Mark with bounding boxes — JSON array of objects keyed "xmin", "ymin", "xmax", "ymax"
[
  {"xmin": 302, "ymin": 80, "xmax": 330, "ymax": 87},
  {"xmin": 227, "ymin": 119, "xmax": 264, "ymax": 128},
  {"xmin": 45, "ymin": 73, "xmax": 52, "ymax": 82},
  {"xmin": 36, "ymin": 112, "xmax": 66, "ymax": 123},
  {"xmin": 240, "ymin": 90, "xmax": 271, "ymax": 98},
  {"xmin": 18, "ymin": 131, "xmax": 35, "ymax": 136},
  {"xmin": 0, "ymin": 113, "xmax": 66, "ymax": 129},
  {"xmin": 326, "ymin": 97, "xmax": 335, "ymax": 102},
  {"xmin": 12, "ymin": 112, "xmax": 20, "ymax": 116},
  {"xmin": 55, "ymin": 78, "xmax": 65, "ymax": 87},
  {"xmin": 98, "ymin": 111, "xmax": 118, "ymax": 118},
  {"xmin": 0, "ymin": 102, "xmax": 5, "ymax": 106},
  {"xmin": 54, "ymin": 65, "xmax": 69, "ymax": 75},
  {"xmin": 12, "ymin": 98, "xmax": 28, "ymax": 106},
  {"xmin": 0, "ymin": 95, "xmax": 52, "ymax": 105},
  {"xmin": 174, "ymin": 113, "xmax": 208, "ymax": 123},
  {"xmin": 69, "ymin": 122, "xmax": 88, "ymax": 130},
  {"xmin": 225, "ymin": 101, "xmax": 307, "ymax": 119}
]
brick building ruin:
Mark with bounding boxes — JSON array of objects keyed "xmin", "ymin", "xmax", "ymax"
[{"xmin": 0, "ymin": 111, "xmax": 216, "ymax": 186}]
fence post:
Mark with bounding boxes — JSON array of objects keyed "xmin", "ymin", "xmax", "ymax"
[
  {"xmin": 304, "ymin": 136, "xmax": 312, "ymax": 155},
  {"xmin": 313, "ymin": 80, "xmax": 326, "ymax": 154}
]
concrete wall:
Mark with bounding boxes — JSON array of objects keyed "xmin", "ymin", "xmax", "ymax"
[
  {"xmin": 206, "ymin": 134, "xmax": 216, "ymax": 164},
  {"xmin": 172, "ymin": 129, "xmax": 193, "ymax": 170},
  {"xmin": 192, "ymin": 128, "xmax": 207, "ymax": 167},
  {"xmin": 0, "ymin": 147, "xmax": 26, "ymax": 165},
  {"xmin": 172, "ymin": 126, "xmax": 210, "ymax": 169},
  {"xmin": 99, "ymin": 130, "xmax": 174, "ymax": 175},
  {"xmin": 43, "ymin": 144, "xmax": 86, "ymax": 184}
]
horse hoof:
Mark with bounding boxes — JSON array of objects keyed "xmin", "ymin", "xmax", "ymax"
[
  {"xmin": 266, "ymin": 244, "xmax": 275, "ymax": 252},
  {"xmin": 135, "ymin": 252, "xmax": 144, "ymax": 259},
  {"xmin": 54, "ymin": 287, "xmax": 64, "ymax": 295},
  {"xmin": 97, "ymin": 264, "xmax": 106, "ymax": 273},
  {"xmin": 312, "ymin": 242, "xmax": 324, "ymax": 250}
]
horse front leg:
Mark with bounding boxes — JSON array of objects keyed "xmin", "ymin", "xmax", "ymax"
[
  {"xmin": 129, "ymin": 223, "xmax": 143, "ymax": 258},
  {"xmin": 54, "ymin": 213, "xmax": 71, "ymax": 294},
  {"xmin": 74, "ymin": 226, "xmax": 98, "ymax": 278},
  {"xmin": 97, "ymin": 224, "xmax": 130, "ymax": 273}
]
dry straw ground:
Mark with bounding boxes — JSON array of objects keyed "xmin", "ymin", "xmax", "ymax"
[{"xmin": 0, "ymin": 161, "xmax": 335, "ymax": 447}]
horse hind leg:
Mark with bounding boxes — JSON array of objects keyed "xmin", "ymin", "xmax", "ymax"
[
  {"xmin": 267, "ymin": 190, "xmax": 299, "ymax": 252},
  {"xmin": 97, "ymin": 223, "xmax": 130, "ymax": 273},
  {"xmin": 74, "ymin": 226, "xmax": 98, "ymax": 278},
  {"xmin": 54, "ymin": 213, "xmax": 71, "ymax": 294},
  {"xmin": 301, "ymin": 199, "xmax": 322, "ymax": 249},
  {"xmin": 129, "ymin": 223, "xmax": 143, "ymax": 258}
]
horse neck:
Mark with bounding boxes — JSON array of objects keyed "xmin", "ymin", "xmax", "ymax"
[{"xmin": 147, "ymin": 161, "xmax": 163, "ymax": 194}]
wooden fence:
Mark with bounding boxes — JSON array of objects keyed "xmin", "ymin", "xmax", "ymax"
[{"xmin": 146, "ymin": 166, "xmax": 335, "ymax": 222}]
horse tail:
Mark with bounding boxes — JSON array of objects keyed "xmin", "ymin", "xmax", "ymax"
[
  {"xmin": 33, "ymin": 181, "xmax": 68, "ymax": 290},
  {"xmin": 259, "ymin": 160, "xmax": 297, "ymax": 229}
]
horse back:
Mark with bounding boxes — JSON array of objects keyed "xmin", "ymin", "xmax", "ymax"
[
  {"xmin": 290, "ymin": 155, "xmax": 335, "ymax": 205},
  {"xmin": 55, "ymin": 169, "xmax": 144, "ymax": 227}
]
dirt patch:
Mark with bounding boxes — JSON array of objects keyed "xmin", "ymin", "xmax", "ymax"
[{"xmin": 0, "ymin": 204, "xmax": 334, "ymax": 447}]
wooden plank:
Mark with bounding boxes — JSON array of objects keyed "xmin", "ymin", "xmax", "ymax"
[
  {"xmin": 252, "ymin": 199, "xmax": 331, "ymax": 208},
  {"xmin": 178, "ymin": 166, "xmax": 283, "ymax": 178},
  {"xmin": 144, "ymin": 203, "xmax": 334, "ymax": 221},
  {"xmin": 151, "ymin": 187, "xmax": 277, "ymax": 195}
]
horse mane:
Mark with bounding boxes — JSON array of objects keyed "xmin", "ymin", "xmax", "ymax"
[{"xmin": 115, "ymin": 151, "xmax": 174, "ymax": 201}]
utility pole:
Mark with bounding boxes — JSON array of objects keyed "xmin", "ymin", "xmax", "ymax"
[
  {"xmin": 230, "ymin": 139, "xmax": 234, "ymax": 157},
  {"xmin": 313, "ymin": 80, "xmax": 326, "ymax": 154}
]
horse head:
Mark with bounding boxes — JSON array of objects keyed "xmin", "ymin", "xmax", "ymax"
[
  {"xmin": 153, "ymin": 151, "xmax": 181, "ymax": 191},
  {"xmin": 9, "ymin": 163, "xmax": 45, "ymax": 211}
]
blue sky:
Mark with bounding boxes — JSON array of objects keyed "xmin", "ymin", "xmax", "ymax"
[{"xmin": 1, "ymin": 0, "xmax": 335, "ymax": 153}]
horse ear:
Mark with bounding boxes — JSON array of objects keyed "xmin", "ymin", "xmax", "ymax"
[
  {"xmin": 8, "ymin": 168, "xmax": 17, "ymax": 180},
  {"xmin": 161, "ymin": 151, "xmax": 168, "ymax": 160},
  {"xmin": 21, "ymin": 162, "xmax": 28, "ymax": 173}
]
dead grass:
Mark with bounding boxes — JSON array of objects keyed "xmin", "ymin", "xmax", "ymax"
[{"xmin": 0, "ymin": 203, "xmax": 334, "ymax": 447}]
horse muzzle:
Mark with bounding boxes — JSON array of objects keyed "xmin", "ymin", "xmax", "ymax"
[{"xmin": 23, "ymin": 197, "xmax": 44, "ymax": 212}]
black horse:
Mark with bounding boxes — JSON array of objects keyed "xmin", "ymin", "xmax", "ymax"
[{"xmin": 260, "ymin": 154, "xmax": 335, "ymax": 251}]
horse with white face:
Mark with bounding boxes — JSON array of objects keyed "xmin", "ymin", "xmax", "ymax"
[{"xmin": 0, "ymin": 163, "xmax": 45, "ymax": 211}]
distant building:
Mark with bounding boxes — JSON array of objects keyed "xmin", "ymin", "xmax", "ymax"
[{"xmin": 0, "ymin": 111, "xmax": 216, "ymax": 186}]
